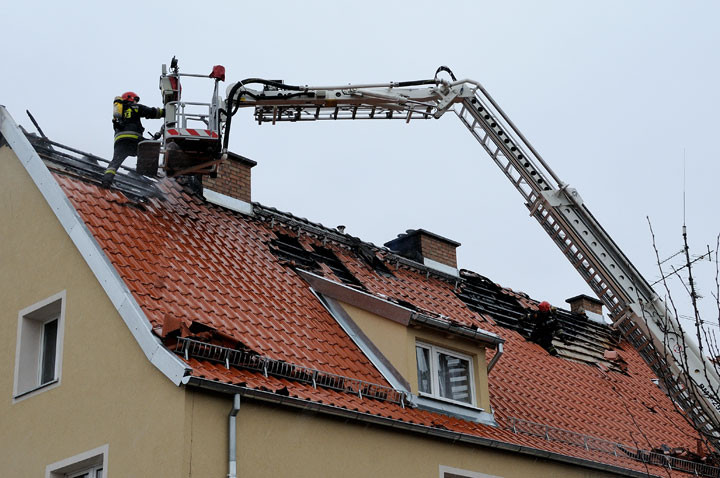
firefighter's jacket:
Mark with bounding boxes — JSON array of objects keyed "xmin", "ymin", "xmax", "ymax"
[{"xmin": 113, "ymin": 103, "xmax": 164, "ymax": 143}]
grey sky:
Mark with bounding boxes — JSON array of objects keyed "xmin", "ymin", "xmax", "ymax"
[{"xmin": 3, "ymin": 1, "xmax": 719, "ymax": 330}]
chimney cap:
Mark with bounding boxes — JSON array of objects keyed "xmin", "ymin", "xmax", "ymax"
[
  {"xmin": 225, "ymin": 151, "xmax": 257, "ymax": 168},
  {"xmin": 565, "ymin": 294, "xmax": 603, "ymax": 307},
  {"xmin": 384, "ymin": 228, "xmax": 461, "ymax": 248}
]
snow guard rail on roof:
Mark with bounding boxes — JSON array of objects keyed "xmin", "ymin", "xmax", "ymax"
[
  {"xmin": 509, "ymin": 418, "xmax": 720, "ymax": 478},
  {"xmin": 175, "ymin": 337, "xmax": 408, "ymax": 406}
]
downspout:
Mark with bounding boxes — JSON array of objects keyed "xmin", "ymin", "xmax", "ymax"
[
  {"xmin": 487, "ymin": 343, "xmax": 503, "ymax": 375},
  {"xmin": 228, "ymin": 394, "xmax": 240, "ymax": 478}
]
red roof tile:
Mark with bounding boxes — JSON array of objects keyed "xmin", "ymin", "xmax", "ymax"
[{"xmin": 52, "ymin": 172, "xmax": 711, "ymax": 476}]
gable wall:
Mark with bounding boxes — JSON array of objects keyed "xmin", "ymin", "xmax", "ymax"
[{"xmin": 0, "ymin": 145, "xmax": 191, "ymax": 477}]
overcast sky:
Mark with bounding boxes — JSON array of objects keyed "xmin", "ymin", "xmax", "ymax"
[{"xmin": 3, "ymin": 1, "xmax": 719, "ymax": 333}]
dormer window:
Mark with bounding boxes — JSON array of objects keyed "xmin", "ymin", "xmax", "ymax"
[{"xmin": 416, "ymin": 342, "xmax": 474, "ymax": 406}]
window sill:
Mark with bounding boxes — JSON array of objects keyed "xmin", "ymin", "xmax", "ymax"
[
  {"xmin": 418, "ymin": 391, "xmax": 480, "ymax": 410},
  {"xmin": 13, "ymin": 379, "xmax": 59, "ymax": 402},
  {"xmin": 413, "ymin": 394, "xmax": 496, "ymax": 426}
]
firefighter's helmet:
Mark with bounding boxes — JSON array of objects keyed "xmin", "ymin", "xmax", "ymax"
[{"xmin": 121, "ymin": 91, "xmax": 140, "ymax": 103}]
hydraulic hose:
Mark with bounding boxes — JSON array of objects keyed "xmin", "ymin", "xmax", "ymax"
[
  {"xmin": 435, "ymin": 65, "xmax": 457, "ymax": 82},
  {"xmin": 223, "ymin": 78, "xmax": 309, "ymax": 152}
]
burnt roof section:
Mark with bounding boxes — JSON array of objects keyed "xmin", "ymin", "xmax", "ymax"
[
  {"xmin": 25, "ymin": 131, "xmax": 163, "ymax": 201},
  {"xmin": 457, "ymin": 272, "xmax": 622, "ymax": 370},
  {"xmin": 269, "ymin": 232, "xmax": 366, "ymax": 290}
]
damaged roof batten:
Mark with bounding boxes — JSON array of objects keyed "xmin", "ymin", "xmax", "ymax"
[{"xmin": 0, "ymin": 106, "xmax": 189, "ymax": 385}]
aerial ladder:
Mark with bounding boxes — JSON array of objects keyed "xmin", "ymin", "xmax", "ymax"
[{"xmin": 148, "ymin": 61, "xmax": 720, "ymax": 449}]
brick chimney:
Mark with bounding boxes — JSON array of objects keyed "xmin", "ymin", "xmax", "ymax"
[
  {"xmin": 384, "ymin": 229, "xmax": 460, "ymax": 276},
  {"xmin": 566, "ymin": 294, "xmax": 605, "ymax": 323},
  {"xmin": 202, "ymin": 152, "xmax": 256, "ymax": 214}
]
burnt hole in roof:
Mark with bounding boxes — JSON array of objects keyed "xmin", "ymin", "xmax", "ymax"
[
  {"xmin": 457, "ymin": 272, "xmax": 621, "ymax": 368},
  {"xmin": 356, "ymin": 245, "xmax": 395, "ymax": 278},
  {"xmin": 269, "ymin": 233, "xmax": 318, "ymax": 271},
  {"xmin": 456, "ymin": 273, "xmax": 527, "ymax": 328},
  {"xmin": 311, "ymin": 245, "xmax": 365, "ymax": 289},
  {"xmin": 394, "ymin": 298, "xmax": 418, "ymax": 311},
  {"xmin": 269, "ymin": 234, "xmax": 365, "ymax": 290}
]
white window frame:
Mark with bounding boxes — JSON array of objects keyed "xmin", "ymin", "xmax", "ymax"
[
  {"xmin": 439, "ymin": 465, "xmax": 502, "ymax": 478},
  {"xmin": 46, "ymin": 444, "xmax": 108, "ymax": 478},
  {"xmin": 67, "ymin": 465, "xmax": 103, "ymax": 478},
  {"xmin": 416, "ymin": 342, "xmax": 475, "ymax": 407},
  {"xmin": 13, "ymin": 291, "xmax": 66, "ymax": 401}
]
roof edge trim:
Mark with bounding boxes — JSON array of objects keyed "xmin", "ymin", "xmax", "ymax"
[
  {"xmin": 0, "ymin": 106, "xmax": 190, "ymax": 386},
  {"xmin": 185, "ymin": 377, "xmax": 660, "ymax": 478}
]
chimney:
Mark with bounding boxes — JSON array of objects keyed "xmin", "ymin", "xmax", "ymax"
[
  {"xmin": 566, "ymin": 294, "xmax": 605, "ymax": 323},
  {"xmin": 384, "ymin": 229, "xmax": 460, "ymax": 276},
  {"xmin": 202, "ymin": 152, "xmax": 256, "ymax": 214}
]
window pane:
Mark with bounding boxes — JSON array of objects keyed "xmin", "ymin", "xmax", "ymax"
[
  {"xmin": 416, "ymin": 346, "xmax": 431, "ymax": 394},
  {"xmin": 96, "ymin": 468, "xmax": 103, "ymax": 478},
  {"xmin": 437, "ymin": 352, "xmax": 471, "ymax": 404},
  {"xmin": 40, "ymin": 319, "xmax": 58, "ymax": 385}
]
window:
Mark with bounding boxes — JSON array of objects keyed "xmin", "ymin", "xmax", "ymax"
[
  {"xmin": 67, "ymin": 466, "xmax": 103, "ymax": 478},
  {"xmin": 416, "ymin": 342, "xmax": 474, "ymax": 406},
  {"xmin": 439, "ymin": 465, "xmax": 502, "ymax": 478},
  {"xmin": 13, "ymin": 292, "xmax": 65, "ymax": 399},
  {"xmin": 46, "ymin": 445, "xmax": 107, "ymax": 478}
]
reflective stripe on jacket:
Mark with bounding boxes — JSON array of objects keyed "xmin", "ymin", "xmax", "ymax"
[{"xmin": 113, "ymin": 103, "xmax": 164, "ymax": 143}]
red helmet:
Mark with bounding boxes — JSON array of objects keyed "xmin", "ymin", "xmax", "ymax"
[
  {"xmin": 121, "ymin": 91, "xmax": 140, "ymax": 102},
  {"xmin": 538, "ymin": 301, "xmax": 552, "ymax": 313}
]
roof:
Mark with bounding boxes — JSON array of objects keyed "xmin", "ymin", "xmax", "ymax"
[{"xmin": 8, "ymin": 121, "xmax": 718, "ymax": 477}]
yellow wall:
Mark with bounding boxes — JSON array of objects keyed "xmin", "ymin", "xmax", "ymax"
[
  {"xmin": 338, "ymin": 301, "xmax": 490, "ymax": 410},
  {"xmin": 186, "ymin": 393, "xmax": 630, "ymax": 478},
  {"xmin": 0, "ymin": 146, "xmax": 189, "ymax": 477}
]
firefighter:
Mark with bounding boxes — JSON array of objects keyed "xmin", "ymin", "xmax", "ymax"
[
  {"xmin": 527, "ymin": 301, "xmax": 560, "ymax": 350},
  {"xmin": 103, "ymin": 92, "xmax": 164, "ymax": 188}
]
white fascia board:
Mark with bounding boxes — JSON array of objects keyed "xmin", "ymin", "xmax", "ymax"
[
  {"xmin": 297, "ymin": 269, "xmax": 414, "ymax": 326},
  {"xmin": 423, "ymin": 257, "xmax": 459, "ymax": 277},
  {"xmin": 203, "ymin": 188, "xmax": 254, "ymax": 216},
  {"xmin": 0, "ymin": 107, "xmax": 189, "ymax": 385}
]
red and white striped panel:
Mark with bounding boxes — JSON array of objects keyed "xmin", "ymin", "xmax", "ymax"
[{"xmin": 166, "ymin": 128, "xmax": 219, "ymax": 139}]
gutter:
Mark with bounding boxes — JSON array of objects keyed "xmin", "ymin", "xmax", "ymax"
[
  {"xmin": 408, "ymin": 312, "xmax": 504, "ymax": 347},
  {"xmin": 185, "ymin": 377, "xmax": 659, "ymax": 478}
]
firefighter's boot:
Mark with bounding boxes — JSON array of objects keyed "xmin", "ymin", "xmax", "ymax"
[{"xmin": 101, "ymin": 169, "xmax": 116, "ymax": 189}]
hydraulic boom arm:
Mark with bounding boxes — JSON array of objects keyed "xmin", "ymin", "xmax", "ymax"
[{"xmin": 224, "ymin": 70, "xmax": 720, "ymax": 448}]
